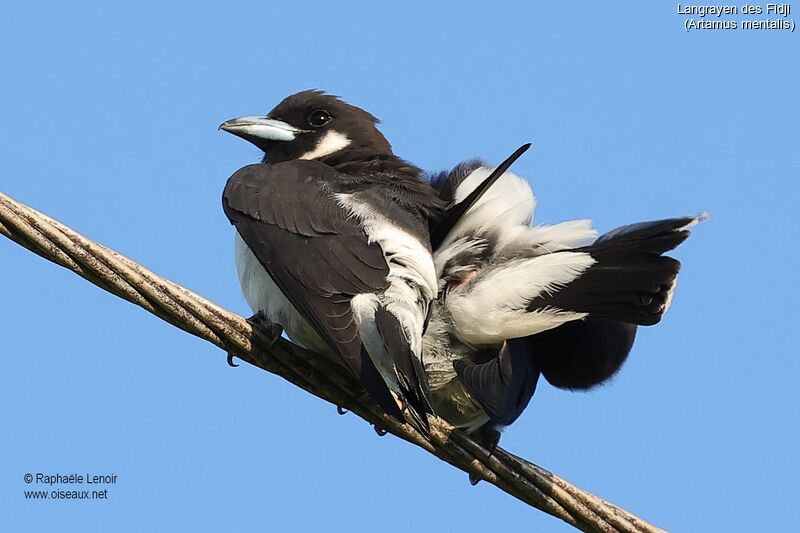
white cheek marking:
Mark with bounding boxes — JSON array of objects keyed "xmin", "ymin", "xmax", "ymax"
[{"xmin": 298, "ymin": 130, "xmax": 351, "ymax": 160}]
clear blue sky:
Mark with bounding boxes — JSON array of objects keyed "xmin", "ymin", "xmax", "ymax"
[{"xmin": 1, "ymin": 2, "xmax": 797, "ymax": 532}]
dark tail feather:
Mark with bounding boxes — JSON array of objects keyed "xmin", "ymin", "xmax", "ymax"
[
  {"xmin": 527, "ymin": 214, "xmax": 706, "ymax": 326},
  {"xmin": 593, "ymin": 214, "xmax": 707, "ymax": 254},
  {"xmin": 509, "ymin": 216, "xmax": 706, "ymax": 392}
]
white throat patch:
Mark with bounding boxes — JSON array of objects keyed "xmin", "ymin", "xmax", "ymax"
[{"xmin": 298, "ymin": 130, "xmax": 351, "ymax": 160}]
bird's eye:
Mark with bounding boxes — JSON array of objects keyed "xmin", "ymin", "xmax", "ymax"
[{"xmin": 307, "ymin": 109, "xmax": 332, "ymax": 128}]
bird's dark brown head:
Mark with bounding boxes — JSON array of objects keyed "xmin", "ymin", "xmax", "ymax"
[{"xmin": 220, "ymin": 90, "xmax": 396, "ymax": 166}]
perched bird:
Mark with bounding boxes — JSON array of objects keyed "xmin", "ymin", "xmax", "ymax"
[
  {"xmin": 424, "ymin": 159, "xmax": 706, "ymax": 447},
  {"xmin": 219, "ymin": 89, "xmax": 704, "ymax": 444},
  {"xmin": 219, "ymin": 90, "xmax": 445, "ymax": 432}
]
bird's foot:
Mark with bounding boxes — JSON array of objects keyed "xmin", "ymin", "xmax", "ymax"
[
  {"xmin": 226, "ymin": 311, "xmax": 283, "ymax": 367},
  {"xmin": 468, "ymin": 425, "xmax": 502, "ymax": 484},
  {"xmin": 249, "ymin": 311, "xmax": 284, "ymax": 348},
  {"xmin": 473, "ymin": 426, "xmax": 502, "ymax": 457}
]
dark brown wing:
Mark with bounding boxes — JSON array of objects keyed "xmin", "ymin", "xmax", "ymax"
[{"xmin": 222, "ymin": 160, "xmax": 402, "ymax": 419}]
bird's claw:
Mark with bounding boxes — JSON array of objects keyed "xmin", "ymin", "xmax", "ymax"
[
  {"xmin": 249, "ymin": 311, "xmax": 283, "ymax": 349},
  {"xmin": 473, "ymin": 426, "xmax": 502, "ymax": 458},
  {"xmin": 226, "ymin": 311, "xmax": 283, "ymax": 367},
  {"xmin": 468, "ymin": 426, "xmax": 500, "ymax": 486}
]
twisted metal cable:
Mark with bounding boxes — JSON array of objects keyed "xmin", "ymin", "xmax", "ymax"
[{"xmin": 0, "ymin": 191, "xmax": 666, "ymax": 533}]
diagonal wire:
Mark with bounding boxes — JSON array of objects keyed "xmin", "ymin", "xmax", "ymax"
[{"xmin": 0, "ymin": 191, "xmax": 667, "ymax": 533}]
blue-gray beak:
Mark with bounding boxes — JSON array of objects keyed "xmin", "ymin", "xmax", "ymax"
[{"xmin": 219, "ymin": 116, "xmax": 308, "ymax": 142}]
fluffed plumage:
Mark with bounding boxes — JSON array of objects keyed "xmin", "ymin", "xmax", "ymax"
[{"xmin": 423, "ymin": 158, "xmax": 705, "ymax": 433}]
